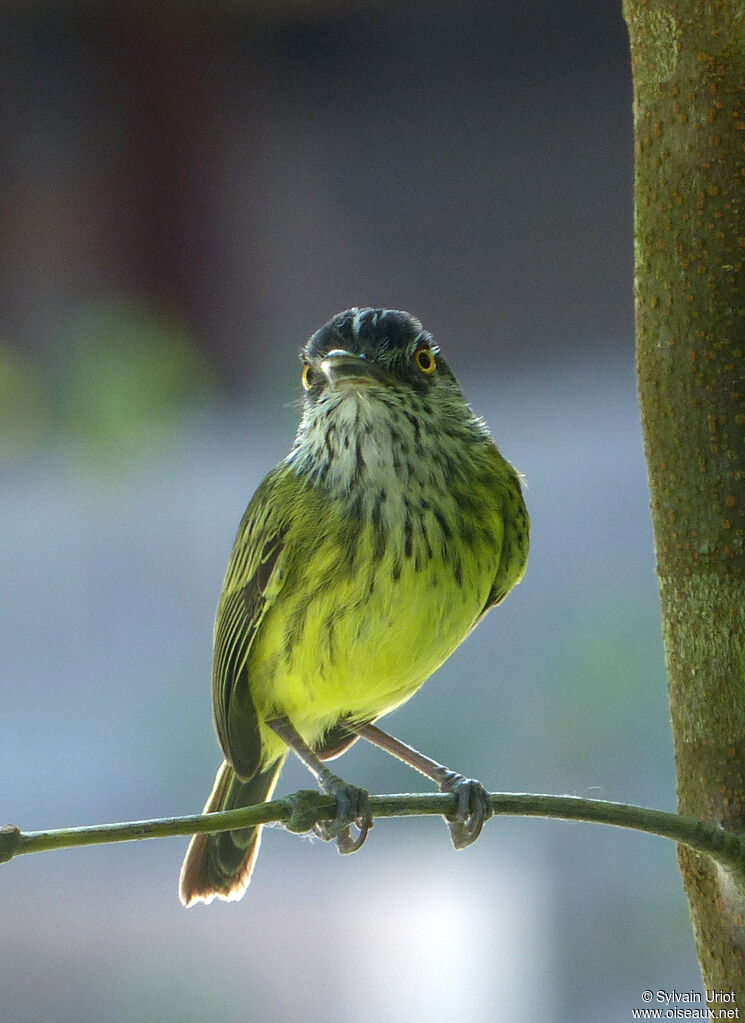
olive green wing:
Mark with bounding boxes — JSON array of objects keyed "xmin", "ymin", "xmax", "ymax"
[
  {"xmin": 480, "ymin": 461, "xmax": 530, "ymax": 617},
  {"xmin": 212, "ymin": 477, "xmax": 289, "ymax": 781}
]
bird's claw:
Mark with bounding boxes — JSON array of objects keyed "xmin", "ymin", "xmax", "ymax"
[
  {"xmin": 314, "ymin": 778, "xmax": 372, "ymax": 855},
  {"xmin": 313, "ymin": 819, "xmax": 370, "ymax": 854},
  {"xmin": 440, "ymin": 774, "xmax": 493, "ymax": 850}
]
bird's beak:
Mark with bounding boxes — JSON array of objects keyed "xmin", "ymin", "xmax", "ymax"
[{"xmin": 320, "ymin": 349, "xmax": 389, "ymax": 388}]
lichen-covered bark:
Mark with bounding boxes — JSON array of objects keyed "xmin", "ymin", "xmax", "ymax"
[{"xmin": 624, "ymin": 0, "xmax": 745, "ymax": 1001}]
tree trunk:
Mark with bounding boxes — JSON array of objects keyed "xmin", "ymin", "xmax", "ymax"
[{"xmin": 624, "ymin": 0, "xmax": 745, "ymax": 1002}]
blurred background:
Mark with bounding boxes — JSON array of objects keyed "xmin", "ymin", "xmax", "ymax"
[{"xmin": 0, "ymin": 2, "xmax": 702, "ymax": 1021}]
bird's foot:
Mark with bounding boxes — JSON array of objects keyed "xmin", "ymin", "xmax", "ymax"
[
  {"xmin": 313, "ymin": 775, "xmax": 372, "ymax": 855},
  {"xmin": 439, "ymin": 773, "xmax": 493, "ymax": 850}
]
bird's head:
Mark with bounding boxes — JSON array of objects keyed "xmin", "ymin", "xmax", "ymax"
[
  {"xmin": 299, "ymin": 307, "xmax": 459, "ymax": 403},
  {"xmin": 289, "ymin": 308, "xmax": 489, "ymax": 492}
]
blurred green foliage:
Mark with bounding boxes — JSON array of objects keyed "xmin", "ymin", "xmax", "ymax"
[
  {"xmin": 0, "ymin": 344, "xmax": 49, "ymax": 464},
  {"xmin": 55, "ymin": 301, "xmax": 215, "ymax": 459}
]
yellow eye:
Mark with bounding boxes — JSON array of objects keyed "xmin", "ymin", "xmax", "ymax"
[
  {"xmin": 301, "ymin": 363, "xmax": 314, "ymax": 390},
  {"xmin": 414, "ymin": 347, "xmax": 436, "ymax": 375}
]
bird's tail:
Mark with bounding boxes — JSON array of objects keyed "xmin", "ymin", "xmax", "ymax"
[{"xmin": 179, "ymin": 756, "xmax": 285, "ymax": 906}]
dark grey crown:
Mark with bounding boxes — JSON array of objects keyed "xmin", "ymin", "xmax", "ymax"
[{"xmin": 305, "ymin": 308, "xmax": 431, "ymax": 361}]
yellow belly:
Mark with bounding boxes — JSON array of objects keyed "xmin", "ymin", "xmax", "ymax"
[{"xmin": 247, "ymin": 512, "xmax": 501, "ymax": 767}]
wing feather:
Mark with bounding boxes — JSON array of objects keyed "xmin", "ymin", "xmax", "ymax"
[
  {"xmin": 479, "ymin": 459, "xmax": 529, "ymax": 620},
  {"xmin": 212, "ymin": 476, "xmax": 288, "ymax": 780}
]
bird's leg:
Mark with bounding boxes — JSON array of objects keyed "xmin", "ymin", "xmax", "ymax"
[
  {"xmin": 267, "ymin": 715, "xmax": 372, "ymax": 854},
  {"xmin": 353, "ymin": 723, "xmax": 493, "ymax": 849}
]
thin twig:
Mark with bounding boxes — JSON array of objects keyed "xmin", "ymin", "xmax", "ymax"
[{"xmin": 2, "ymin": 789, "xmax": 745, "ymax": 888}]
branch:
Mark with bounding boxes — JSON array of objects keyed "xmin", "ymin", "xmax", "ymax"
[{"xmin": 3, "ymin": 789, "xmax": 745, "ymax": 888}]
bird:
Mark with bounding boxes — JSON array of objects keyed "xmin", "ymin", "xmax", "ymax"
[{"xmin": 179, "ymin": 307, "xmax": 529, "ymax": 906}]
